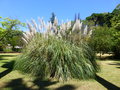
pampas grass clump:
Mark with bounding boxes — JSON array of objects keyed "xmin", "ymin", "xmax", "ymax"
[{"xmin": 14, "ymin": 18, "xmax": 99, "ymax": 81}]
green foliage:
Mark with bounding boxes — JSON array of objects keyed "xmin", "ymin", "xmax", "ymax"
[
  {"xmin": 104, "ymin": 13, "xmax": 113, "ymax": 27},
  {"xmin": 0, "ymin": 29, "xmax": 23, "ymax": 52},
  {"xmin": 111, "ymin": 4, "xmax": 120, "ymax": 30},
  {"xmin": 111, "ymin": 14, "xmax": 120, "ymax": 30},
  {"xmin": 85, "ymin": 4, "xmax": 120, "ymax": 29},
  {"xmin": 0, "ymin": 17, "xmax": 25, "ymax": 41},
  {"xmin": 86, "ymin": 4, "xmax": 120, "ymax": 58},
  {"xmin": 89, "ymin": 26, "xmax": 113, "ymax": 54},
  {"xmin": 5, "ymin": 30, "xmax": 23, "ymax": 45},
  {"xmin": 3, "ymin": 47, "xmax": 12, "ymax": 52},
  {"xmin": 15, "ymin": 35, "xmax": 99, "ymax": 81},
  {"xmin": 0, "ymin": 17, "xmax": 26, "ymax": 30},
  {"xmin": 86, "ymin": 13, "xmax": 112, "ymax": 27},
  {"xmin": 0, "ymin": 29, "xmax": 6, "ymax": 50},
  {"xmin": 112, "ymin": 4, "xmax": 120, "ymax": 15},
  {"xmin": 86, "ymin": 13, "xmax": 104, "ymax": 26},
  {"xmin": 111, "ymin": 28, "xmax": 120, "ymax": 58},
  {"xmin": 0, "ymin": 17, "xmax": 25, "ymax": 52}
]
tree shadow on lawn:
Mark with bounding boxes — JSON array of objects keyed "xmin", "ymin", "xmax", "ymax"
[
  {"xmin": 95, "ymin": 75, "xmax": 120, "ymax": 90},
  {"xmin": 0, "ymin": 54, "xmax": 17, "ymax": 58},
  {"xmin": 116, "ymin": 67, "xmax": 120, "ymax": 69},
  {"xmin": 1, "ymin": 77, "xmax": 76, "ymax": 90},
  {"xmin": 1, "ymin": 78, "xmax": 31, "ymax": 90},
  {"xmin": 108, "ymin": 62, "xmax": 120, "ymax": 69},
  {"xmin": 0, "ymin": 56, "xmax": 8, "ymax": 60},
  {"xmin": 0, "ymin": 61, "xmax": 15, "ymax": 78},
  {"xmin": 97, "ymin": 54, "xmax": 120, "ymax": 61},
  {"xmin": 55, "ymin": 85, "xmax": 76, "ymax": 90},
  {"xmin": 0, "ymin": 58, "xmax": 9, "ymax": 60},
  {"xmin": 108, "ymin": 63, "xmax": 120, "ymax": 66},
  {"xmin": 33, "ymin": 79, "xmax": 76, "ymax": 90},
  {"xmin": 32, "ymin": 78, "xmax": 58, "ymax": 90},
  {"xmin": 0, "ymin": 54, "xmax": 17, "ymax": 60}
]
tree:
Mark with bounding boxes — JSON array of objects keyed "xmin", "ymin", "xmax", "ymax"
[
  {"xmin": 0, "ymin": 29, "xmax": 23, "ymax": 52},
  {"xmin": 50, "ymin": 12, "xmax": 56, "ymax": 25},
  {"xmin": 0, "ymin": 28, "xmax": 6, "ymax": 51},
  {"xmin": 86, "ymin": 13, "xmax": 113, "ymax": 27},
  {"xmin": 111, "ymin": 15, "xmax": 120, "ymax": 30},
  {"xmin": 104, "ymin": 13, "xmax": 113, "ymax": 27},
  {"xmin": 0, "ymin": 17, "xmax": 25, "ymax": 41},
  {"xmin": 5, "ymin": 30, "xmax": 23, "ymax": 51},
  {"xmin": 86, "ymin": 4, "xmax": 120, "ymax": 58},
  {"xmin": 74, "ymin": 13, "xmax": 80, "ymax": 21},
  {"xmin": 89, "ymin": 26, "xmax": 113, "ymax": 58},
  {"xmin": 111, "ymin": 28, "xmax": 120, "ymax": 58},
  {"xmin": 111, "ymin": 4, "xmax": 120, "ymax": 30},
  {"xmin": 86, "ymin": 13, "xmax": 104, "ymax": 26},
  {"xmin": 110, "ymin": 4, "xmax": 120, "ymax": 58},
  {"xmin": 0, "ymin": 17, "xmax": 25, "ymax": 52},
  {"xmin": 112, "ymin": 4, "xmax": 120, "ymax": 15}
]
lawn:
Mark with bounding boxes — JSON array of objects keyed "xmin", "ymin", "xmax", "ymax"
[{"xmin": 0, "ymin": 53, "xmax": 120, "ymax": 90}]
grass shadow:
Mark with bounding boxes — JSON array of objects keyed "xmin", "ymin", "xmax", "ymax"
[
  {"xmin": 0, "ymin": 54, "xmax": 17, "ymax": 61},
  {"xmin": 95, "ymin": 75, "xmax": 120, "ymax": 90},
  {"xmin": 32, "ymin": 78, "xmax": 58, "ymax": 90},
  {"xmin": 0, "ymin": 61, "xmax": 15, "ymax": 78},
  {"xmin": 2, "ymin": 60, "xmax": 15, "ymax": 68},
  {"xmin": 1, "ymin": 76, "xmax": 76, "ymax": 90},
  {"xmin": 0, "ymin": 55, "xmax": 17, "ymax": 57},
  {"xmin": 1, "ymin": 78, "xmax": 31, "ymax": 90},
  {"xmin": 108, "ymin": 63, "xmax": 120, "ymax": 66},
  {"xmin": 55, "ymin": 85, "xmax": 76, "ymax": 90},
  {"xmin": 0, "ymin": 58, "xmax": 9, "ymax": 60},
  {"xmin": 0, "ymin": 68, "xmax": 12, "ymax": 79},
  {"xmin": 108, "ymin": 62, "xmax": 120, "ymax": 69},
  {"xmin": 116, "ymin": 67, "xmax": 120, "ymax": 69}
]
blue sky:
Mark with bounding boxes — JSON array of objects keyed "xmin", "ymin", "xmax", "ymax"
[{"xmin": 0, "ymin": 0, "xmax": 119, "ymax": 23}]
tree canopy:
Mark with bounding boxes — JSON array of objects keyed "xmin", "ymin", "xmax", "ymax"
[
  {"xmin": 86, "ymin": 4, "xmax": 120, "ymax": 58},
  {"xmin": 0, "ymin": 17, "xmax": 25, "ymax": 52}
]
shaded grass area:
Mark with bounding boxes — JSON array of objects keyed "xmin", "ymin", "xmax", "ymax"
[
  {"xmin": 97, "ymin": 60, "xmax": 120, "ymax": 88},
  {"xmin": 95, "ymin": 75, "xmax": 120, "ymax": 90},
  {"xmin": 0, "ymin": 61, "xmax": 15, "ymax": 78},
  {"xmin": 0, "ymin": 53, "xmax": 18, "ymax": 79},
  {"xmin": 0, "ymin": 53, "xmax": 120, "ymax": 90}
]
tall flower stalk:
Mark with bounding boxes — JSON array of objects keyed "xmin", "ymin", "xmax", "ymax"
[{"xmin": 22, "ymin": 18, "xmax": 92, "ymax": 44}]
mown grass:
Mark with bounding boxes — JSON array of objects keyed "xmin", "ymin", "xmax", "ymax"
[
  {"xmin": 0, "ymin": 53, "xmax": 120, "ymax": 90},
  {"xmin": 97, "ymin": 60, "xmax": 120, "ymax": 86}
]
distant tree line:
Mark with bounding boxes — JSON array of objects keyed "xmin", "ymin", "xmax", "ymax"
[{"xmin": 85, "ymin": 4, "xmax": 120, "ymax": 58}]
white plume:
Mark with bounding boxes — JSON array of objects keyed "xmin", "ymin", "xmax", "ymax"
[{"xmin": 22, "ymin": 18, "xmax": 92, "ymax": 44}]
